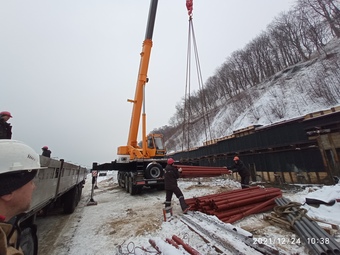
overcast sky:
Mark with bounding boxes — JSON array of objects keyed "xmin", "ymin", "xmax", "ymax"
[{"xmin": 1, "ymin": 0, "xmax": 295, "ymax": 168}]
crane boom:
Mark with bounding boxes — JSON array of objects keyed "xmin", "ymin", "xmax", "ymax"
[
  {"xmin": 117, "ymin": 0, "xmax": 166, "ymax": 159},
  {"xmin": 92, "ymin": 0, "xmax": 193, "ymax": 195}
]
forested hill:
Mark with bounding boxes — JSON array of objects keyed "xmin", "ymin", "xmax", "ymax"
[{"xmin": 151, "ymin": 0, "xmax": 340, "ymax": 153}]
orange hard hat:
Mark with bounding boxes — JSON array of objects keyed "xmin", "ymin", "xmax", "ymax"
[
  {"xmin": 233, "ymin": 156, "xmax": 239, "ymax": 161},
  {"xmin": 0, "ymin": 111, "xmax": 12, "ymax": 118},
  {"xmin": 167, "ymin": 158, "xmax": 174, "ymax": 164}
]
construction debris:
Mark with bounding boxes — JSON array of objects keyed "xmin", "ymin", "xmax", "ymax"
[
  {"xmin": 274, "ymin": 197, "xmax": 340, "ymax": 255},
  {"xmin": 180, "ymin": 211, "xmax": 283, "ymax": 255}
]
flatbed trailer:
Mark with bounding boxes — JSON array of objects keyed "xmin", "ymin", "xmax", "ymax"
[{"xmin": 16, "ymin": 155, "xmax": 87, "ymax": 255}]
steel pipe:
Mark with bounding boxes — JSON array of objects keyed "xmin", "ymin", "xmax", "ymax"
[{"xmin": 172, "ymin": 235, "xmax": 202, "ymax": 255}]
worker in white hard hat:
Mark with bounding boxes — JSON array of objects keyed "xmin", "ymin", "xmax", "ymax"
[{"xmin": 0, "ymin": 140, "xmax": 45, "ymax": 255}]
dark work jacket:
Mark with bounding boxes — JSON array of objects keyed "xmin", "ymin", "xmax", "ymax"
[
  {"xmin": 228, "ymin": 160, "xmax": 250, "ymax": 178},
  {"xmin": 164, "ymin": 164, "xmax": 180, "ymax": 190},
  {"xmin": 42, "ymin": 149, "xmax": 51, "ymax": 157},
  {"xmin": 0, "ymin": 118, "xmax": 12, "ymax": 139}
]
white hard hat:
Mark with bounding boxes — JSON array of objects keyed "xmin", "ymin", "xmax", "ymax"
[
  {"xmin": 0, "ymin": 140, "xmax": 44, "ymax": 174},
  {"xmin": 0, "ymin": 140, "xmax": 46, "ymax": 196}
]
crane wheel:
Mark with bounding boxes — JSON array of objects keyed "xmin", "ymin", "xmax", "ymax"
[
  {"xmin": 125, "ymin": 174, "xmax": 130, "ymax": 193},
  {"xmin": 145, "ymin": 163, "xmax": 163, "ymax": 179}
]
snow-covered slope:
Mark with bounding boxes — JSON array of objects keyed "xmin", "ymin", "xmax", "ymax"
[{"xmin": 166, "ymin": 38, "xmax": 340, "ymax": 152}]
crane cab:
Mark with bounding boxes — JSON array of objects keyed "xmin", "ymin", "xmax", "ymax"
[{"xmin": 146, "ymin": 133, "xmax": 166, "ymax": 158}]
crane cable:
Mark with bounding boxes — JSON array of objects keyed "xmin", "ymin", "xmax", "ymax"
[{"xmin": 182, "ymin": 0, "xmax": 213, "ymax": 151}]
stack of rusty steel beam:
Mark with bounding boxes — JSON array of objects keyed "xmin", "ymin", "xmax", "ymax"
[
  {"xmin": 275, "ymin": 197, "xmax": 340, "ymax": 255},
  {"xmin": 149, "ymin": 235, "xmax": 202, "ymax": 255},
  {"xmin": 174, "ymin": 164, "xmax": 229, "ymax": 178},
  {"xmin": 185, "ymin": 186, "xmax": 282, "ymax": 223}
]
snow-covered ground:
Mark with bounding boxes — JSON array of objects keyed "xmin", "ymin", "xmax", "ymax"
[{"xmin": 36, "ymin": 172, "xmax": 340, "ymax": 255}]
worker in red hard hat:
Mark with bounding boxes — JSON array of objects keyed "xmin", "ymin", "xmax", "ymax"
[
  {"xmin": 227, "ymin": 156, "xmax": 251, "ymax": 189},
  {"xmin": 164, "ymin": 158, "xmax": 190, "ymax": 213},
  {"xmin": 0, "ymin": 111, "xmax": 13, "ymax": 139},
  {"xmin": 41, "ymin": 146, "xmax": 51, "ymax": 158}
]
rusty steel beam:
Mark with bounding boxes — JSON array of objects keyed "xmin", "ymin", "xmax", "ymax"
[
  {"xmin": 148, "ymin": 239, "xmax": 161, "ymax": 253},
  {"xmin": 214, "ymin": 190, "xmax": 282, "ymax": 211},
  {"xmin": 172, "ymin": 235, "xmax": 202, "ymax": 255},
  {"xmin": 226, "ymin": 204, "xmax": 276, "ymax": 223},
  {"xmin": 226, "ymin": 197, "xmax": 279, "ymax": 223},
  {"xmin": 174, "ymin": 164, "xmax": 229, "ymax": 178},
  {"xmin": 212, "ymin": 190, "xmax": 278, "ymax": 209},
  {"xmin": 185, "ymin": 187, "xmax": 282, "ymax": 224},
  {"xmin": 165, "ymin": 237, "xmax": 179, "ymax": 249}
]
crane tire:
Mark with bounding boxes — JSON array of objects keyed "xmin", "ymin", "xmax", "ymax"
[
  {"xmin": 125, "ymin": 174, "xmax": 130, "ymax": 193},
  {"xmin": 118, "ymin": 172, "xmax": 124, "ymax": 188},
  {"xmin": 129, "ymin": 176, "xmax": 138, "ymax": 195},
  {"xmin": 145, "ymin": 163, "xmax": 163, "ymax": 179}
]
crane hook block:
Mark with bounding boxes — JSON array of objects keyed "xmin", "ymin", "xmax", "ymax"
[{"xmin": 186, "ymin": 0, "xmax": 193, "ymax": 16}]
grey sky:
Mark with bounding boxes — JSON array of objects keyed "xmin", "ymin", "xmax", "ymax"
[{"xmin": 1, "ymin": 0, "xmax": 294, "ymax": 168}]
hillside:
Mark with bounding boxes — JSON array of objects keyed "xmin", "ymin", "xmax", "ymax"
[{"xmin": 165, "ymin": 38, "xmax": 340, "ymax": 153}]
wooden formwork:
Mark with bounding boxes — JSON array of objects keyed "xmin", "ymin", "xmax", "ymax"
[{"xmin": 252, "ymin": 171, "xmax": 330, "ymax": 185}]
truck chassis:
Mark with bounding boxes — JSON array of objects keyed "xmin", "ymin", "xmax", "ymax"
[{"xmin": 93, "ymin": 158, "xmax": 167, "ymax": 195}]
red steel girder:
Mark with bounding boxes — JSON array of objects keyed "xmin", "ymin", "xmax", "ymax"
[
  {"xmin": 174, "ymin": 164, "xmax": 230, "ymax": 178},
  {"xmin": 185, "ymin": 187, "xmax": 282, "ymax": 224},
  {"xmin": 172, "ymin": 235, "xmax": 202, "ymax": 255}
]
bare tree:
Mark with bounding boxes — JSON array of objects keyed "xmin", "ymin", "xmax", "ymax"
[
  {"xmin": 298, "ymin": 0, "xmax": 340, "ymax": 38},
  {"xmin": 267, "ymin": 88, "xmax": 287, "ymax": 119}
]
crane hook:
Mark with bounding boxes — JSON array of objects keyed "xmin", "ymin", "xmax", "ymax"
[{"xmin": 186, "ymin": 0, "xmax": 193, "ymax": 17}]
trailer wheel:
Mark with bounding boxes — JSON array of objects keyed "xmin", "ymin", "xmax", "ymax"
[
  {"xmin": 76, "ymin": 184, "xmax": 82, "ymax": 205},
  {"xmin": 20, "ymin": 226, "xmax": 38, "ymax": 255},
  {"xmin": 145, "ymin": 163, "xmax": 163, "ymax": 179},
  {"xmin": 63, "ymin": 187, "xmax": 78, "ymax": 214}
]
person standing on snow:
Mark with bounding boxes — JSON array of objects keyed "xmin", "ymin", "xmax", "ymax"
[
  {"xmin": 164, "ymin": 158, "xmax": 190, "ymax": 213},
  {"xmin": 0, "ymin": 111, "xmax": 13, "ymax": 139},
  {"xmin": 0, "ymin": 140, "xmax": 45, "ymax": 255},
  {"xmin": 227, "ymin": 156, "xmax": 251, "ymax": 189}
]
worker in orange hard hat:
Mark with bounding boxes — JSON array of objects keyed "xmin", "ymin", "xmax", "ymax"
[
  {"xmin": 227, "ymin": 156, "xmax": 251, "ymax": 189},
  {"xmin": 0, "ymin": 111, "xmax": 13, "ymax": 139},
  {"xmin": 164, "ymin": 158, "xmax": 190, "ymax": 214},
  {"xmin": 41, "ymin": 146, "xmax": 51, "ymax": 158}
]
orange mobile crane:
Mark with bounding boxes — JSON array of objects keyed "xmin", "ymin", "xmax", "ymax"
[{"xmin": 92, "ymin": 0, "xmax": 168, "ymax": 195}]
